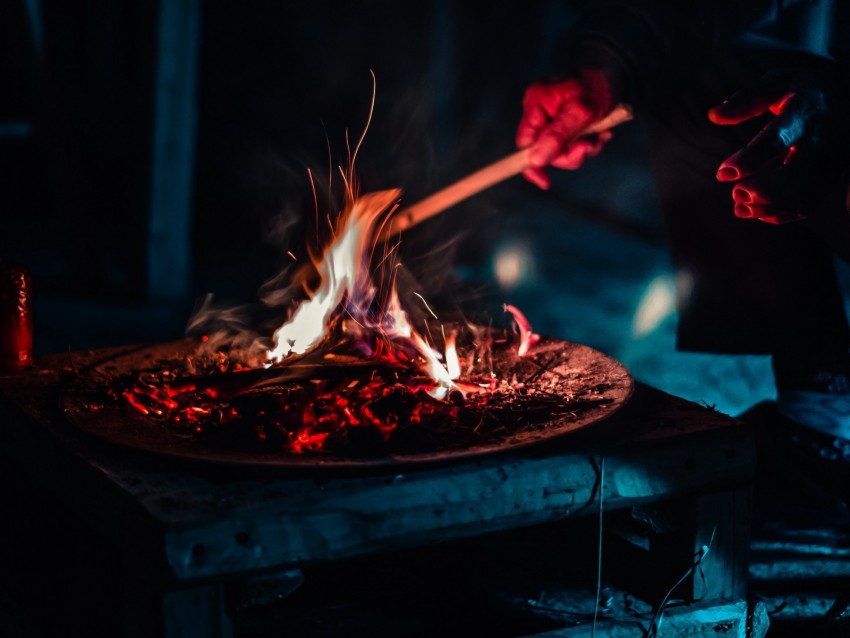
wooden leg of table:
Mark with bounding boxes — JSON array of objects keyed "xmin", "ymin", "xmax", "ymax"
[
  {"xmin": 162, "ymin": 585, "xmax": 233, "ymax": 638},
  {"xmin": 693, "ymin": 486, "xmax": 751, "ymax": 601},
  {"xmin": 645, "ymin": 486, "xmax": 751, "ymax": 603},
  {"xmin": 123, "ymin": 510, "xmax": 234, "ymax": 638}
]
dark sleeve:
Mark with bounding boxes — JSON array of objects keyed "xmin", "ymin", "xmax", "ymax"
[{"xmin": 558, "ymin": 0, "xmax": 785, "ymax": 107}]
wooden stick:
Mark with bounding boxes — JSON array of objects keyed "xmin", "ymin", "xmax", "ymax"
[
  {"xmin": 381, "ymin": 103, "xmax": 633, "ymax": 240},
  {"xmin": 279, "ymin": 104, "xmax": 632, "ymax": 291}
]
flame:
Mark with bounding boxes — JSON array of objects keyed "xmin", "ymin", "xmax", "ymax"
[
  {"xmin": 503, "ymin": 304, "xmax": 540, "ymax": 357},
  {"xmin": 264, "ymin": 187, "xmax": 458, "ymax": 395},
  {"xmin": 261, "ymin": 71, "xmax": 464, "ymax": 390},
  {"xmin": 185, "ymin": 71, "xmax": 469, "ymax": 396},
  {"xmin": 445, "ymin": 331, "xmax": 460, "ymax": 380},
  {"xmin": 140, "ymin": 76, "xmax": 551, "ymax": 455},
  {"xmin": 267, "ymin": 189, "xmax": 401, "ymax": 362}
]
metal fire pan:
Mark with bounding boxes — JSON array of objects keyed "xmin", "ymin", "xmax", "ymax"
[{"xmin": 61, "ymin": 334, "xmax": 633, "ymax": 473}]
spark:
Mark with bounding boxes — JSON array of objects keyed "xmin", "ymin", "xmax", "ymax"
[
  {"xmin": 307, "ymin": 167, "xmax": 319, "ymax": 244},
  {"xmin": 349, "ymin": 69, "xmax": 377, "ymax": 180},
  {"xmin": 414, "ymin": 292, "xmax": 439, "ymax": 319}
]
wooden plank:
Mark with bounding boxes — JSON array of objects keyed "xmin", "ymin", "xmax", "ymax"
[{"xmin": 161, "ymin": 426, "xmax": 753, "ymax": 580}]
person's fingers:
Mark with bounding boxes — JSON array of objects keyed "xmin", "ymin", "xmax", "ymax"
[
  {"xmin": 517, "ymin": 81, "xmax": 584, "ymax": 148},
  {"xmin": 708, "ymin": 70, "xmax": 788, "ymax": 124},
  {"xmin": 763, "ymin": 97, "xmax": 808, "ymax": 148},
  {"xmin": 709, "ymin": 93, "xmax": 775, "ymax": 125},
  {"xmin": 550, "ymin": 143, "xmax": 592, "ymax": 170},
  {"xmin": 585, "ymin": 130, "xmax": 612, "ymax": 156},
  {"xmin": 732, "ymin": 184, "xmax": 770, "ymax": 205},
  {"xmin": 734, "ymin": 203, "xmax": 754, "ymax": 218},
  {"xmin": 715, "ymin": 89, "xmax": 823, "ymax": 183},
  {"xmin": 527, "ymin": 102, "xmax": 596, "ymax": 168},
  {"xmin": 716, "ymin": 164, "xmax": 742, "ymax": 182},
  {"xmin": 517, "ymin": 78, "xmax": 612, "ymax": 185},
  {"xmin": 517, "ymin": 102, "xmax": 553, "ymax": 148},
  {"xmin": 769, "ymin": 92, "xmax": 795, "ymax": 115},
  {"xmin": 716, "ymin": 102, "xmax": 805, "ymax": 181},
  {"xmin": 734, "ymin": 203, "xmax": 804, "ymax": 223},
  {"xmin": 728, "ymin": 148, "xmax": 818, "ymax": 222},
  {"xmin": 522, "ymin": 81, "xmax": 582, "ymax": 117},
  {"xmin": 522, "ymin": 166, "xmax": 551, "ymax": 190},
  {"xmin": 549, "ymin": 132, "xmax": 611, "ymax": 170},
  {"xmin": 733, "ymin": 144, "xmax": 815, "ymax": 204},
  {"xmin": 517, "ymin": 85, "xmax": 553, "ymax": 147},
  {"xmin": 529, "ymin": 121, "xmax": 579, "ymax": 168},
  {"xmin": 755, "ymin": 208, "xmax": 805, "ymax": 224},
  {"xmin": 716, "ymin": 129, "xmax": 785, "ymax": 181}
]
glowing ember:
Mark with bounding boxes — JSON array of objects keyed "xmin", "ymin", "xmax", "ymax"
[{"xmin": 109, "ymin": 327, "xmax": 614, "ymax": 458}]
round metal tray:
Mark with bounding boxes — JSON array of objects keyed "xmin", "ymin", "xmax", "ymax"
[{"xmin": 61, "ymin": 333, "xmax": 633, "ymax": 471}]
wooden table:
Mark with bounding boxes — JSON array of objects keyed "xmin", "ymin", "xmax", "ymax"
[{"xmin": 0, "ymin": 345, "xmax": 756, "ymax": 637}]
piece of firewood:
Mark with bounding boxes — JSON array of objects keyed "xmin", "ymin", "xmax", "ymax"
[{"xmin": 380, "ymin": 103, "xmax": 633, "ymax": 239}]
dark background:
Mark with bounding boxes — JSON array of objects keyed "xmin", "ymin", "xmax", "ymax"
[{"xmin": 2, "ymin": 6, "xmax": 850, "ymax": 638}]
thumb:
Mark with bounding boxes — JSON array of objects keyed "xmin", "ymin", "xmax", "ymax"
[{"xmin": 709, "ymin": 85, "xmax": 785, "ymax": 125}]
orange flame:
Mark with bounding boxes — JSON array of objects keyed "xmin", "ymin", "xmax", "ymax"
[
  {"xmin": 267, "ymin": 189, "xmax": 401, "ymax": 362},
  {"xmin": 188, "ymin": 74, "xmax": 538, "ymax": 397},
  {"xmin": 265, "ymin": 188, "xmax": 458, "ymax": 395},
  {"xmin": 503, "ymin": 304, "xmax": 540, "ymax": 357}
]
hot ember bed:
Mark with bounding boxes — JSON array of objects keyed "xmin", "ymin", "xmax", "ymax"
[{"xmin": 61, "ymin": 327, "xmax": 632, "ymax": 468}]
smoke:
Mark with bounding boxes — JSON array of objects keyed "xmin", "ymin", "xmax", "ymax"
[{"xmin": 185, "ymin": 294, "xmax": 270, "ymax": 366}]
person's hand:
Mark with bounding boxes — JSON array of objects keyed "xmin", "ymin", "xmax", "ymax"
[
  {"xmin": 516, "ymin": 69, "xmax": 615, "ymax": 189},
  {"xmin": 709, "ymin": 67, "xmax": 850, "ymax": 224}
]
